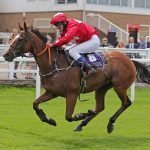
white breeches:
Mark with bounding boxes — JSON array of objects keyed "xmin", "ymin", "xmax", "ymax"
[{"xmin": 68, "ymin": 34, "xmax": 100, "ymax": 60}]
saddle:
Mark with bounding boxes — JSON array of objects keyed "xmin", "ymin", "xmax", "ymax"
[{"xmin": 64, "ymin": 50, "xmax": 106, "ymax": 70}]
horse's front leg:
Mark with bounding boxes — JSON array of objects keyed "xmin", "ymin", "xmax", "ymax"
[{"xmin": 33, "ymin": 90, "xmax": 57, "ymax": 126}]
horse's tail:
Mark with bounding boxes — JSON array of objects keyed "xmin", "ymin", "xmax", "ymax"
[{"xmin": 132, "ymin": 60, "xmax": 150, "ymax": 84}]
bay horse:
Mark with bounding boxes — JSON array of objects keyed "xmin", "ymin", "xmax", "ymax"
[{"xmin": 3, "ymin": 23, "xmax": 150, "ymax": 133}]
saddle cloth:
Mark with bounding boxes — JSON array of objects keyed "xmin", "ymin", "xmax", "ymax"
[
  {"xmin": 64, "ymin": 50, "xmax": 105, "ymax": 69},
  {"xmin": 84, "ymin": 52, "xmax": 105, "ymax": 69}
]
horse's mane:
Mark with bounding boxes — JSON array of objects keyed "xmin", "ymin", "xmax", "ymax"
[
  {"xmin": 31, "ymin": 28, "xmax": 47, "ymax": 43},
  {"xmin": 30, "ymin": 27, "xmax": 68, "ymax": 63}
]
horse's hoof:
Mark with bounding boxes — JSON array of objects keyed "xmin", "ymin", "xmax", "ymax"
[
  {"xmin": 107, "ymin": 124, "xmax": 114, "ymax": 134},
  {"xmin": 74, "ymin": 126, "xmax": 82, "ymax": 132},
  {"xmin": 48, "ymin": 119, "xmax": 57, "ymax": 126}
]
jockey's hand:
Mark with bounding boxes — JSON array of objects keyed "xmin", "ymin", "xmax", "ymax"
[{"xmin": 46, "ymin": 42, "xmax": 53, "ymax": 47}]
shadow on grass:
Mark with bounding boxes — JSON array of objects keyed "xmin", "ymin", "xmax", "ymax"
[
  {"xmin": 25, "ymin": 129, "xmax": 150, "ymax": 149},
  {"xmin": 60, "ymin": 136, "xmax": 150, "ymax": 149},
  {"xmin": 1, "ymin": 125, "xmax": 150, "ymax": 150}
]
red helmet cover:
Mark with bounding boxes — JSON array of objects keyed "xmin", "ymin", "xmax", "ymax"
[{"xmin": 50, "ymin": 13, "xmax": 67, "ymax": 25}]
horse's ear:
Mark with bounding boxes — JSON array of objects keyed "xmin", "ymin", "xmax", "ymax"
[
  {"xmin": 18, "ymin": 23, "xmax": 24, "ymax": 31},
  {"xmin": 24, "ymin": 22, "xmax": 27, "ymax": 32}
]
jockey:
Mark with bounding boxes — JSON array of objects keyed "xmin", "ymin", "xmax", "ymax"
[{"xmin": 47, "ymin": 13, "xmax": 100, "ymax": 75}]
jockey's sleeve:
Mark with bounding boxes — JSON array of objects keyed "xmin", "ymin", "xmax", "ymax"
[{"xmin": 52, "ymin": 26, "xmax": 78, "ymax": 47}]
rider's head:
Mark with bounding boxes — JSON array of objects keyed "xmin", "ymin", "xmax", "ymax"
[{"xmin": 50, "ymin": 13, "xmax": 67, "ymax": 31}]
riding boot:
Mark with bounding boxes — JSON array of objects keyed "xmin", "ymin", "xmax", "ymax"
[{"xmin": 77, "ymin": 56, "xmax": 96, "ymax": 75}]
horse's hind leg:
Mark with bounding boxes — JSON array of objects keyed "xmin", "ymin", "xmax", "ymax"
[
  {"xmin": 65, "ymin": 91, "xmax": 82, "ymax": 122},
  {"xmin": 74, "ymin": 83, "xmax": 112, "ymax": 132},
  {"xmin": 33, "ymin": 90, "xmax": 56, "ymax": 126},
  {"xmin": 65, "ymin": 92, "xmax": 96, "ymax": 122},
  {"xmin": 107, "ymin": 89, "xmax": 131, "ymax": 133}
]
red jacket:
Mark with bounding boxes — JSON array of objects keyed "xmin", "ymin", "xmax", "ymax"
[{"xmin": 52, "ymin": 19, "xmax": 98, "ymax": 47}]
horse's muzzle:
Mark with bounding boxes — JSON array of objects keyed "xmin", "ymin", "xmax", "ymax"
[{"xmin": 3, "ymin": 53, "xmax": 14, "ymax": 62}]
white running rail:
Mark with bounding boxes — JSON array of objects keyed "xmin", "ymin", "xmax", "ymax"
[{"xmin": 0, "ymin": 57, "xmax": 41, "ymax": 99}]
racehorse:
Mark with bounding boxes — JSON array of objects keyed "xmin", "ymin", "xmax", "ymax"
[{"xmin": 3, "ymin": 22, "xmax": 150, "ymax": 133}]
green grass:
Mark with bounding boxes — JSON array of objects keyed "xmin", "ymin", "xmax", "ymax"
[{"xmin": 0, "ymin": 85, "xmax": 150, "ymax": 150}]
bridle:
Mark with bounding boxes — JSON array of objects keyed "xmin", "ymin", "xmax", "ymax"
[
  {"xmin": 9, "ymin": 29, "xmax": 73, "ymax": 78},
  {"xmin": 9, "ymin": 32, "xmax": 31, "ymax": 58}
]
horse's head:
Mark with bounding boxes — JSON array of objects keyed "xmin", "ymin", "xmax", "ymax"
[{"xmin": 3, "ymin": 22, "xmax": 37, "ymax": 62}]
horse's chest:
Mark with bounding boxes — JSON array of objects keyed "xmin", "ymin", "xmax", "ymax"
[{"xmin": 41, "ymin": 78, "xmax": 66, "ymax": 96}]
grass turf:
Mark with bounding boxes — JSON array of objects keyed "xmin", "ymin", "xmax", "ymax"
[{"xmin": 0, "ymin": 85, "xmax": 150, "ymax": 150}]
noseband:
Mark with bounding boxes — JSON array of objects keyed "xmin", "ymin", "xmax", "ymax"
[{"xmin": 10, "ymin": 45, "xmax": 24, "ymax": 58}]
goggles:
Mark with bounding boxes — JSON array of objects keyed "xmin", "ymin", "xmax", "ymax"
[{"xmin": 54, "ymin": 22, "xmax": 63, "ymax": 28}]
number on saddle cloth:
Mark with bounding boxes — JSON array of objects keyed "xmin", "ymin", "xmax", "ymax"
[{"xmin": 84, "ymin": 52, "xmax": 105, "ymax": 69}]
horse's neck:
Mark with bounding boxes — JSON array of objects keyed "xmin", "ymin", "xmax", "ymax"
[
  {"xmin": 33, "ymin": 50, "xmax": 50, "ymax": 75},
  {"xmin": 30, "ymin": 33, "xmax": 69, "ymax": 75},
  {"xmin": 52, "ymin": 48, "xmax": 69, "ymax": 68},
  {"xmin": 33, "ymin": 46, "xmax": 69, "ymax": 75}
]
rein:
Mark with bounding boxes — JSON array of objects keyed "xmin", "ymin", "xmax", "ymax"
[
  {"xmin": 36, "ymin": 45, "xmax": 74, "ymax": 78},
  {"xmin": 37, "ymin": 45, "xmax": 52, "ymax": 65}
]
